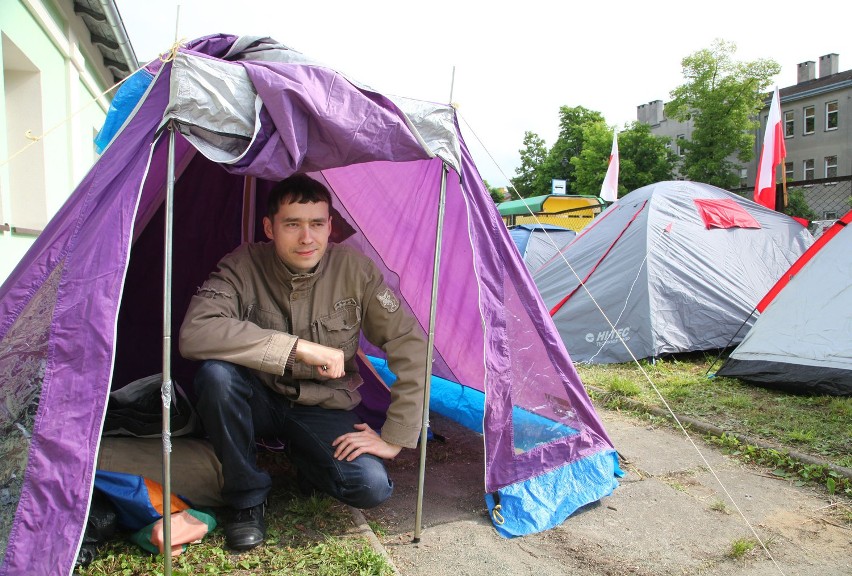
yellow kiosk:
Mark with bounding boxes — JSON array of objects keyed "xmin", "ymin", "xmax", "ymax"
[{"xmin": 498, "ymin": 194, "xmax": 606, "ymax": 231}]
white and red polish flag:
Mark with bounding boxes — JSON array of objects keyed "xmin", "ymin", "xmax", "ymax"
[
  {"xmin": 600, "ymin": 130, "xmax": 619, "ymax": 202},
  {"xmin": 754, "ymin": 86, "xmax": 786, "ymax": 210}
]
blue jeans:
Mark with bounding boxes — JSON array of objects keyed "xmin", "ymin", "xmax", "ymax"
[{"xmin": 194, "ymin": 360, "xmax": 393, "ymax": 510}]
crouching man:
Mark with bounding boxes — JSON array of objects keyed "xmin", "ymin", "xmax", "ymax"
[{"xmin": 179, "ymin": 174, "xmax": 426, "ymax": 551}]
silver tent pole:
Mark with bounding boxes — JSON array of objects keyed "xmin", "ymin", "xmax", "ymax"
[
  {"xmin": 160, "ymin": 123, "xmax": 176, "ymax": 574},
  {"xmin": 413, "ymin": 162, "xmax": 449, "ymax": 543}
]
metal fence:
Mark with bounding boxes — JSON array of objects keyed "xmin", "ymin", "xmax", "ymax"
[{"xmin": 732, "ymin": 175, "xmax": 851, "ymax": 237}]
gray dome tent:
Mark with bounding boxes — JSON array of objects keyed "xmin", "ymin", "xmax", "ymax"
[
  {"xmin": 534, "ymin": 181, "xmax": 813, "ymax": 364},
  {"xmin": 508, "ymin": 224, "xmax": 576, "ymax": 273}
]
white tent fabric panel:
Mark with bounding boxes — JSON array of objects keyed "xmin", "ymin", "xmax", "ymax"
[{"xmin": 725, "ymin": 222, "xmax": 852, "ymax": 373}]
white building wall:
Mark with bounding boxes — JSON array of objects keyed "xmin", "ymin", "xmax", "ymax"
[{"xmin": 0, "ymin": 0, "xmax": 115, "ymax": 284}]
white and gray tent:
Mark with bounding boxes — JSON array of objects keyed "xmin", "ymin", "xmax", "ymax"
[
  {"xmin": 534, "ymin": 181, "xmax": 813, "ymax": 364},
  {"xmin": 718, "ymin": 210, "xmax": 852, "ymax": 395},
  {"xmin": 508, "ymin": 224, "xmax": 576, "ymax": 273}
]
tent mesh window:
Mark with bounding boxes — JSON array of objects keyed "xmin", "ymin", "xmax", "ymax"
[{"xmin": 0, "ymin": 261, "xmax": 62, "ymax": 553}]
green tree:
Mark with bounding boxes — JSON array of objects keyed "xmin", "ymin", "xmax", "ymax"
[
  {"xmin": 512, "ymin": 106, "xmax": 606, "ymax": 197},
  {"xmin": 545, "ymin": 106, "xmax": 605, "ymax": 194},
  {"xmin": 618, "ymin": 122, "xmax": 678, "ymax": 193},
  {"xmin": 483, "ymin": 180, "xmax": 506, "ymax": 204},
  {"xmin": 511, "ymin": 131, "xmax": 548, "ymax": 198},
  {"xmin": 571, "ymin": 122, "xmax": 677, "ymax": 198},
  {"xmin": 782, "ymin": 188, "xmax": 819, "ymax": 221},
  {"xmin": 665, "ymin": 39, "xmax": 780, "ymax": 188},
  {"xmin": 570, "ymin": 120, "xmax": 614, "ymax": 195}
]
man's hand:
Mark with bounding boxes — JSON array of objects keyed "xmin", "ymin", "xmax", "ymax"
[
  {"xmin": 332, "ymin": 423, "xmax": 402, "ymax": 461},
  {"xmin": 294, "ymin": 339, "xmax": 345, "ymax": 378}
]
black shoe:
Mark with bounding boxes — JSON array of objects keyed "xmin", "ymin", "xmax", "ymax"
[{"xmin": 225, "ymin": 502, "xmax": 266, "ymax": 552}]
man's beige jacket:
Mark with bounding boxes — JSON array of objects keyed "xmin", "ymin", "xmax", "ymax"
[{"xmin": 179, "ymin": 242, "xmax": 427, "ymax": 449}]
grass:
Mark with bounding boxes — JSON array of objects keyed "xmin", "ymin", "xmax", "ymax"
[
  {"xmin": 577, "ymin": 352, "xmax": 852, "ymax": 498},
  {"xmin": 366, "ymin": 521, "xmax": 386, "ymax": 538},
  {"xmin": 77, "ymin": 453, "xmax": 394, "ymax": 576},
  {"xmin": 728, "ymin": 537, "xmax": 757, "ymax": 559}
]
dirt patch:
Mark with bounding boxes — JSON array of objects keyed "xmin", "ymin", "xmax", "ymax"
[{"xmin": 762, "ymin": 507, "xmax": 851, "ymax": 556}]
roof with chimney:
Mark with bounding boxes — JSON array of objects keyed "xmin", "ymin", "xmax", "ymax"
[
  {"xmin": 779, "ymin": 69, "xmax": 852, "ymax": 100},
  {"xmin": 774, "ymin": 53, "xmax": 851, "ymax": 103}
]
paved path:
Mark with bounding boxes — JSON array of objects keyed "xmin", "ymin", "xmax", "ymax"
[{"xmin": 361, "ymin": 409, "xmax": 851, "ymax": 576}]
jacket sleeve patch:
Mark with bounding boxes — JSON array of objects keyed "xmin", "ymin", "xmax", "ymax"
[
  {"xmin": 376, "ymin": 287, "xmax": 400, "ymax": 313},
  {"xmin": 196, "ymin": 279, "xmax": 234, "ymax": 299}
]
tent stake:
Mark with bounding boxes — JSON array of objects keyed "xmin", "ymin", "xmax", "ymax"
[
  {"xmin": 161, "ymin": 123, "xmax": 176, "ymax": 575},
  {"xmin": 413, "ymin": 163, "xmax": 449, "ymax": 543}
]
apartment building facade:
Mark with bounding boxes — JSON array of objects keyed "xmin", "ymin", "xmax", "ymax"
[
  {"xmin": 637, "ymin": 53, "xmax": 851, "ymax": 220},
  {"xmin": 0, "ymin": 0, "xmax": 137, "ymax": 283}
]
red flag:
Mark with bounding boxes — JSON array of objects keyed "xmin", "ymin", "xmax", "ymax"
[
  {"xmin": 753, "ymin": 86, "xmax": 786, "ymax": 210},
  {"xmin": 600, "ymin": 130, "xmax": 619, "ymax": 202}
]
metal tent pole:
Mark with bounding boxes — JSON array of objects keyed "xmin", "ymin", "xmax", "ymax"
[
  {"xmin": 413, "ymin": 163, "xmax": 449, "ymax": 543},
  {"xmin": 160, "ymin": 124, "xmax": 176, "ymax": 574}
]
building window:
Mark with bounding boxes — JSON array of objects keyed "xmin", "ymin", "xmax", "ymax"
[
  {"xmin": 825, "ymin": 155, "xmax": 838, "ymax": 178},
  {"xmin": 803, "ymin": 106, "xmax": 815, "ymax": 134},
  {"xmin": 3, "ymin": 35, "xmax": 47, "ymax": 231},
  {"xmin": 676, "ymin": 134, "xmax": 685, "ymax": 156},
  {"xmin": 739, "ymin": 168, "xmax": 748, "ymax": 187},
  {"xmin": 803, "ymin": 159, "xmax": 815, "ymax": 180},
  {"xmin": 825, "ymin": 101, "xmax": 838, "ymax": 131},
  {"xmin": 784, "ymin": 110, "xmax": 795, "ymax": 138},
  {"xmin": 784, "ymin": 161, "xmax": 793, "ymax": 181}
]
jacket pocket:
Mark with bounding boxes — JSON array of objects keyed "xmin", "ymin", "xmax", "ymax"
[{"xmin": 316, "ymin": 304, "xmax": 361, "ymax": 353}]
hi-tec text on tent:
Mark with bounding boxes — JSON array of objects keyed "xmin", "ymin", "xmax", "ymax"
[{"xmin": 585, "ymin": 327, "xmax": 632, "ymax": 346}]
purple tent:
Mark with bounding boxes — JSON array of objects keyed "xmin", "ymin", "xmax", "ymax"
[{"xmin": 0, "ymin": 35, "xmax": 619, "ymax": 575}]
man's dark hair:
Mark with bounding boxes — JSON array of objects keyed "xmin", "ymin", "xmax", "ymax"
[{"xmin": 267, "ymin": 174, "xmax": 332, "ymax": 219}]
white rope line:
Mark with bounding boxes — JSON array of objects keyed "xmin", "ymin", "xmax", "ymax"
[
  {"xmin": 456, "ymin": 115, "xmax": 536, "ymax": 221},
  {"xmin": 0, "ymin": 40, "xmax": 186, "ymax": 170},
  {"xmin": 0, "ymin": 73, "xmax": 127, "ymax": 170},
  {"xmin": 458, "ymin": 112, "xmax": 787, "ymax": 576},
  {"xmin": 584, "ymin": 230, "xmax": 659, "ymax": 365}
]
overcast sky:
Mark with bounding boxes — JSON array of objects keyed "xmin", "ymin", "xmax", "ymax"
[{"xmin": 114, "ymin": 0, "xmax": 852, "ymax": 187}]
